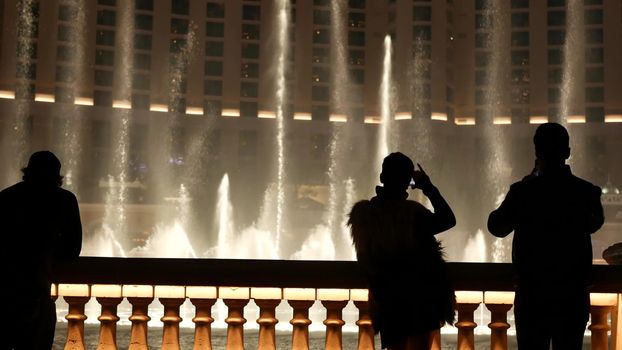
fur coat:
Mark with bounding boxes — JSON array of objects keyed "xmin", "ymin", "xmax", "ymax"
[{"xmin": 348, "ymin": 189, "xmax": 455, "ymax": 348}]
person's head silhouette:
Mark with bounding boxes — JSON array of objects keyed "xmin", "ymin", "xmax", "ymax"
[
  {"xmin": 533, "ymin": 122, "xmax": 570, "ymax": 171},
  {"xmin": 22, "ymin": 151, "xmax": 63, "ymax": 187},
  {"xmin": 380, "ymin": 152, "xmax": 414, "ymax": 190}
]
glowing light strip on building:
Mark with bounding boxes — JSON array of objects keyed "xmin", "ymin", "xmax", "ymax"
[
  {"xmin": 529, "ymin": 116, "xmax": 548, "ymax": 124},
  {"xmin": 0, "ymin": 90, "xmax": 15, "ymax": 99},
  {"xmin": 34, "ymin": 93, "xmax": 55, "ymax": 103},
  {"xmin": 605, "ymin": 115, "xmax": 622, "ymax": 123},
  {"xmin": 293, "ymin": 112, "xmax": 311, "ymax": 121},
  {"xmin": 455, "ymin": 117, "xmax": 475, "ymax": 125},
  {"xmin": 431, "ymin": 112, "xmax": 448, "ymax": 121},
  {"xmin": 493, "ymin": 116, "xmax": 512, "ymax": 125},
  {"xmin": 75, "ymin": 97, "xmax": 94, "ymax": 106},
  {"xmin": 364, "ymin": 116, "xmax": 381, "ymax": 124},
  {"xmin": 329, "ymin": 114, "xmax": 347, "ymax": 123},
  {"xmin": 149, "ymin": 104, "xmax": 168, "ymax": 112},
  {"xmin": 567, "ymin": 115, "xmax": 586, "ymax": 124},
  {"xmin": 222, "ymin": 108, "xmax": 240, "ymax": 117},
  {"xmin": 258, "ymin": 110, "xmax": 276, "ymax": 119},
  {"xmin": 186, "ymin": 107, "xmax": 203, "ymax": 115},
  {"xmin": 395, "ymin": 112, "xmax": 412, "ymax": 120},
  {"xmin": 112, "ymin": 100, "xmax": 132, "ymax": 109}
]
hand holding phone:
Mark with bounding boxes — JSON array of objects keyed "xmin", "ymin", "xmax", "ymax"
[{"xmin": 412, "ymin": 163, "xmax": 432, "ymax": 190}]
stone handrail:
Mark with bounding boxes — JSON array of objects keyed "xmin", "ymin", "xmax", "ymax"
[{"xmin": 48, "ymin": 258, "xmax": 622, "ymax": 349}]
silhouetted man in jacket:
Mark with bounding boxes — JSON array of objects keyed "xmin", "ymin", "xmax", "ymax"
[
  {"xmin": 0, "ymin": 151, "xmax": 82, "ymax": 349},
  {"xmin": 488, "ymin": 123, "xmax": 604, "ymax": 350}
]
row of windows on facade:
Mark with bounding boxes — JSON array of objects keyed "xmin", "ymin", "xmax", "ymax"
[
  {"xmin": 91, "ymin": 29, "xmax": 262, "ymax": 59},
  {"xmin": 313, "ymin": 10, "xmax": 366, "ymax": 28},
  {"xmin": 97, "ymin": 0, "xmax": 200, "ymax": 16},
  {"xmin": 474, "ymin": 9, "xmax": 602, "ymax": 29},
  {"xmin": 474, "ymin": 85, "xmax": 606, "ymax": 106},
  {"xmin": 475, "ymin": 47, "xmax": 604, "ymax": 67},
  {"xmin": 475, "ymin": 0, "xmax": 602, "ymax": 10},
  {"xmin": 474, "ymin": 28, "xmax": 604, "ymax": 49},
  {"xmin": 474, "ymin": 66, "xmax": 604, "ymax": 87}
]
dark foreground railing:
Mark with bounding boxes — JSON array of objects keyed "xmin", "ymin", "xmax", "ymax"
[{"xmin": 49, "ymin": 258, "xmax": 622, "ymax": 350}]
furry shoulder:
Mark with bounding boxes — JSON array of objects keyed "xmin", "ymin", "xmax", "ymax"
[{"xmin": 348, "ymin": 200, "xmax": 372, "ymax": 227}]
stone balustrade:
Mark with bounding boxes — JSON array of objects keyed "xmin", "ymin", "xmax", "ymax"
[{"xmin": 46, "ymin": 258, "xmax": 622, "ymax": 349}]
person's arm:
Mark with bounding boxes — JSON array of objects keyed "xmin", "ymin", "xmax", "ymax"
[
  {"xmin": 487, "ymin": 185, "xmax": 518, "ymax": 237},
  {"xmin": 413, "ymin": 164, "xmax": 456, "ymax": 234},
  {"xmin": 57, "ymin": 192, "xmax": 82, "ymax": 260},
  {"xmin": 586, "ymin": 185, "xmax": 604, "ymax": 234}
]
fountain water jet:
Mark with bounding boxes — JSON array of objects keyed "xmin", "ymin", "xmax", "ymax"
[
  {"xmin": 376, "ymin": 35, "xmax": 395, "ymax": 173},
  {"xmin": 55, "ymin": 0, "xmax": 87, "ymax": 197},
  {"xmin": 273, "ymin": 0, "xmax": 290, "ymax": 256},
  {"xmin": 1, "ymin": 0, "xmax": 37, "ymax": 187},
  {"xmin": 98, "ymin": 0, "xmax": 135, "ymax": 255},
  {"xmin": 480, "ymin": 0, "xmax": 512, "ymax": 262}
]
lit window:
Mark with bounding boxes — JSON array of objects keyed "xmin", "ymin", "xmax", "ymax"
[
  {"xmin": 242, "ymin": 24, "xmax": 260, "ymax": 40},
  {"xmin": 241, "ymin": 63, "xmax": 258, "ymax": 79}
]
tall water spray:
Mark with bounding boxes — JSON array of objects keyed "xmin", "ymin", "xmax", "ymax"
[
  {"xmin": 560, "ymin": 0, "xmax": 586, "ymax": 174},
  {"xmin": 321, "ymin": 0, "xmax": 360, "ymax": 259},
  {"xmin": 215, "ymin": 174, "xmax": 233, "ymax": 258},
  {"xmin": 99, "ymin": 0, "xmax": 134, "ymax": 254},
  {"xmin": 57, "ymin": 0, "xmax": 87, "ymax": 195},
  {"xmin": 1, "ymin": 0, "xmax": 37, "ymax": 186},
  {"xmin": 482, "ymin": 0, "xmax": 512, "ymax": 262},
  {"xmin": 376, "ymin": 35, "xmax": 394, "ymax": 173},
  {"xmin": 273, "ymin": 0, "xmax": 290, "ymax": 255},
  {"xmin": 560, "ymin": 0, "xmax": 584, "ymax": 122}
]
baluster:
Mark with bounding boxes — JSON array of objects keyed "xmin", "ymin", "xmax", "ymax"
[
  {"xmin": 430, "ymin": 329, "xmax": 441, "ymax": 350},
  {"xmin": 252, "ymin": 288, "xmax": 282, "ymax": 350},
  {"xmin": 95, "ymin": 297, "xmax": 123, "ymax": 350},
  {"xmin": 484, "ymin": 292, "xmax": 514, "ymax": 350},
  {"xmin": 127, "ymin": 297, "xmax": 153, "ymax": 350},
  {"xmin": 351, "ymin": 289, "xmax": 374, "ymax": 350},
  {"xmin": 92, "ymin": 284, "xmax": 123, "ymax": 350},
  {"xmin": 187, "ymin": 286, "xmax": 218, "ymax": 350},
  {"xmin": 319, "ymin": 289, "xmax": 350, "ymax": 350},
  {"xmin": 590, "ymin": 293, "xmax": 617, "ymax": 350},
  {"xmin": 156, "ymin": 286, "xmax": 186, "ymax": 350},
  {"xmin": 220, "ymin": 287, "xmax": 251, "ymax": 350},
  {"xmin": 124, "ymin": 284, "xmax": 155, "ymax": 350},
  {"xmin": 285, "ymin": 288, "xmax": 316, "ymax": 350},
  {"xmin": 59, "ymin": 284, "xmax": 90, "ymax": 350},
  {"xmin": 612, "ymin": 294, "xmax": 622, "ymax": 350},
  {"xmin": 455, "ymin": 292, "xmax": 483, "ymax": 350}
]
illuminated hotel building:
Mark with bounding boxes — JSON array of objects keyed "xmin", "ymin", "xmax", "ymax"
[{"xmin": 0, "ymin": 0, "xmax": 620, "ymax": 205}]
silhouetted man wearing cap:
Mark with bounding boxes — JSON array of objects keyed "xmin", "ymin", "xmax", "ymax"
[
  {"xmin": 0, "ymin": 151, "xmax": 82, "ymax": 349},
  {"xmin": 488, "ymin": 123, "xmax": 604, "ymax": 350}
]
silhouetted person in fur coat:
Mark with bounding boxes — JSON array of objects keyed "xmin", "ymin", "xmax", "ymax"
[
  {"xmin": 488, "ymin": 123, "xmax": 604, "ymax": 350},
  {"xmin": 0, "ymin": 151, "xmax": 82, "ymax": 350},
  {"xmin": 348, "ymin": 152, "xmax": 456, "ymax": 350}
]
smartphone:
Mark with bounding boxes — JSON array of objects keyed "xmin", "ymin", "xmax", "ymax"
[{"xmin": 409, "ymin": 178, "xmax": 416, "ymax": 189}]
